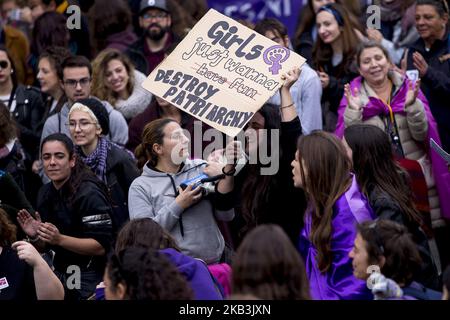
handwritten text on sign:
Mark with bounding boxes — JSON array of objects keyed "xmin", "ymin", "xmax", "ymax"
[{"xmin": 142, "ymin": 9, "xmax": 305, "ymax": 136}]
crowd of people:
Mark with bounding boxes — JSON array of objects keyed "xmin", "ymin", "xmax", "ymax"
[{"xmin": 0, "ymin": 0, "xmax": 450, "ymax": 301}]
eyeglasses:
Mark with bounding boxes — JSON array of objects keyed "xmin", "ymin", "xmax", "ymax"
[
  {"xmin": 142, "ymin": 12, "xmax": 168, "ymax": 20},
  {"xmin": 0, "ymin": 60, "xmax": 9, "ymax": 69},
  {"xmin": 63, "ymin": 77, "xmax": 91, "ymax": 88},
  {"xmin": 367, "ymin": 220, "xmax": 385, "ymax": 255},
  {"xmin": 66, "ymin": 120, "xmax": 97, "ymax": 130}
]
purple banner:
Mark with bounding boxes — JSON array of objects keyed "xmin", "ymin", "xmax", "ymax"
[{"xmin": 207, "ymin": 0, "xmax": 304, "ymax": 39}]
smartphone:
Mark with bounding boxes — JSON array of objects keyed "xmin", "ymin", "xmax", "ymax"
[{"xmin": 406, "ymin": 70, "xmax": 419, "ymax": 84}]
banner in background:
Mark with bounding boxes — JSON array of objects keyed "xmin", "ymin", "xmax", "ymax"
[
  {"xmin": 207, "ymin": 0, "xmax": 303, "ymax": 39},
  {"xmin": 142, "ymin": 9, "xmax": 306, "ymax": 137}
]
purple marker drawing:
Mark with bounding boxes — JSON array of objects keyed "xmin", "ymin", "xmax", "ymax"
[{"xmin": 263, "ymin": 45, "xmax": 290, "ymax": 75}]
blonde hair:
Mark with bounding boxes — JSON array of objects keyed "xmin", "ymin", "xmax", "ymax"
[
  {"xmin": 91, "ymin": 48, "xmax": 135, "ymax": 107},
  {"xmin": 68, "ymin": 102, "xmax": 102, "ymax": 131}
]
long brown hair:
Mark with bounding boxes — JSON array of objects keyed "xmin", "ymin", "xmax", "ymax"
[
  {"xmin": 297, "ymin": 131, "xmax": 352, "ymax": 273},
  {"xmin": 312, "ymin": 3, "xmax": 360, "ymax": 73},
  {"xmin": 343, "ymin": 124, "xmax": 431, "ymax": 237},
  {"xmin": 134, "ymin": 118, "xmax": 178, "ymax": 169},
  {"xmin": 91, "ymin": 49, "xmax": 135, "ymax": 107},
  {"xmin": 0, "ymin": 102, "xmax": 17, "ymax": 146},
  {"xmin": 0, "ymin": 208, "xmax": 17, "ymax": 246},
  {"xmin": 232, "ymin": 224, "xmax": 311, "ymax": 300}
]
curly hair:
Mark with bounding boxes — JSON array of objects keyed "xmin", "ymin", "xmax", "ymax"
[
  {"xmin": 358, "ymin": 220, "xmax": 422, "ymax": 286},
  {"xmin": 0, "ymin": 102, "xmax": 17, "ymax": 146},
  {"xmin": 0, "ymin": 208, "xmax": 17, "ymax": 246},
  {"xmin": 91, "ymin": 48, "xmax": 135, "ymax": 107},
  {"xmin": 115, "ymin": 218, "xmax": 180, "ymax": 254},
  {"xmin": 232, "ymin": 224, "xmax": 310, "ymax": 300},
  {"xmin": 106, "ymin": 247, "xmax": 194, "ymax": 300}
]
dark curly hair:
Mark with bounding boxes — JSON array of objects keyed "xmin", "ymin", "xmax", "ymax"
[
  {"xmin": 232, "ymin": 224, "xmax": 310, "ymax": 300},
  {"xmin": 115, "ymin": 218, "xmax": 180, "ymax": 254},
  {"xmin": 358, "ymin": 220, "xmax": 422, "ymax": 286},
  {"xmin": 106, "ymin": 247, "xmax": 194, "ymax": 300},
  {"xmin": 0, "ymin": 208, "xmax": 17, "ymax": 246},
  {"xmin": 0, "ymin": 102, "xmax": 17, "ymax": 146}
]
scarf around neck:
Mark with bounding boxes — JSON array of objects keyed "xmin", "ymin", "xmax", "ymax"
[{"xmin": 76, "ymin": 136, "xmax": 110, "ymax": 183}]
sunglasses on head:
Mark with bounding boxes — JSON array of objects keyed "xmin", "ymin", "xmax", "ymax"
[{"xmin": 0, "ymin": 60, "xmax": 9, "ymax": 69}]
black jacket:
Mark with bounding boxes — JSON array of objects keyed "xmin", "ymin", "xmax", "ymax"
[
  {"xmin": 0, "ymin": 169, "xmax": 34, "ymax": 225},
  {"xmin": 37, "ymin": 178, "xmax": 113, "ymax": 273},
  {"xmin": 105, "ymin": 145, "xmax": 140, "ymax": 230},
  {"xmin": 406, "ymin": 31, "xmax": 450, "ymax": 151},
  {"xmin": 11, "ymin": 84, "xmax": 46, "ymax": 161},
  {"xmin": 367, "ymin": 185, "xmax": 440, "ymax": 290},
  {"xmin": 231, "ymin": 118, "xmax": 307, "ymax": 247}
]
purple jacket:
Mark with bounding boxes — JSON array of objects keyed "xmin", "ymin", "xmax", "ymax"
[
  {"xmin": 335, "ymin": 76, "xmax": 450, "ymax": 220},
  {"xmin": 161, "ymin": 248, "xmax": 224, "ymax": 300},
  {"xmin": 298, "ymin": 175, "xmax": 375, "ymax": 300}
]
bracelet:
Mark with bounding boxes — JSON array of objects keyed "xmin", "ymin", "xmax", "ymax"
[
  {"xmin": 222, "ymin": 166, "xmax": 236, "ymax": 176},
  {"xmin": 280, "ymin": 103, "xmax": 294, "ymax": 109}
]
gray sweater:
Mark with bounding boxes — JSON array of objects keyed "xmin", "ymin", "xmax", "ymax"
[
  {"xmin": 128, "ymin": 159, "xmax": 234, "ymax": 264},
  {"xmin": 40, "ymin": 97, "xmax": 129, "ymax": 146}
]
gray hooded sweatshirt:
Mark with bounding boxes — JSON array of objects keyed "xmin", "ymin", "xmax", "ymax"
[{"xmin": 128, "ymin": 158, "xmax": 234, "ymax": 264}]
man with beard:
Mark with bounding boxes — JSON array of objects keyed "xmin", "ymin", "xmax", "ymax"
[{"xmin": 126, "ymin": 0, "xmax": 177, "ymax": 75}]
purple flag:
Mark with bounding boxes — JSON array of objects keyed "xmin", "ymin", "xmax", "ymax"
[{"xmin": 207, "ymin": 0, "xmax": 303, "ymax": 39}]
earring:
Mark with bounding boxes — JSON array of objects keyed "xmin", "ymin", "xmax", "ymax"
[{"xmin": 10, "ymin": 70, "xmax": 13, "ymax": 74}]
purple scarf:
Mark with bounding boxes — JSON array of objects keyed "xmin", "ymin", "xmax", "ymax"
[
  {"xmin": 76, "ymin": 137, "xmax": 109, "ymax": 183},
  {"xmin": 335, "ymin": 76, "xmax": 450, "ymax": 220},
  {"xmin": 298, "ymin": 175, "xmax": 375, "ymax": 300}
]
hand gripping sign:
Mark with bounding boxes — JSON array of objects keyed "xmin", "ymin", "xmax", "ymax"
[{"xmin": 141, "ymin": 9, "xmax": 306, "ymax": 137}]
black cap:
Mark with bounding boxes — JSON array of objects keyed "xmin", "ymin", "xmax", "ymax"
[
  {"xmin": 75, "ymin": 98, "xmax": 110, "ymax": 136},
  {"xmin": 139, "ymin": 0, "xmax": 169, "ymax": 16}
]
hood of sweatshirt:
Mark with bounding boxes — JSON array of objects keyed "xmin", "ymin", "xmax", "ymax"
[{"xmin": 161, "ymin": 248, "xmax": 223, "ymax": 300}]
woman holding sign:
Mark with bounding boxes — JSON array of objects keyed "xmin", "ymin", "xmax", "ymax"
[
  {"xmin": 128, "ymin": 118, "xmax": 238, "ymax": 264},
  {"xmin": 210, "ymin": 67, "xmax": 307, "ymax": 248}
]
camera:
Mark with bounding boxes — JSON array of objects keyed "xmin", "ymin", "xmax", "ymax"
[{"xmin": 179, "ymin": 174, "xmax": 217, "ymax": 196}]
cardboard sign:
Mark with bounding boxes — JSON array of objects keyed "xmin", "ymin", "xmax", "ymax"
[{"xmin": 142, "ymin": 8, "xmax": 306, "ymax": 137}]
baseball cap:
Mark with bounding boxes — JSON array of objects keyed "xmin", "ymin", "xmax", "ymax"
[{"xmin": 139, "ymin": 0, "xmax": 169, "ymax": 16}]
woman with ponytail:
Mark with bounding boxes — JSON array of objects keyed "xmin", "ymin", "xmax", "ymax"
[{"xmin": 129, "ymin": 118, "xmax": 237, "ymax": 264}]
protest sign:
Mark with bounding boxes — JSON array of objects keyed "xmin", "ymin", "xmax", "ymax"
[{"xmin": 141, "ymin": 9, "xmax": 306, "ymax": 137}]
